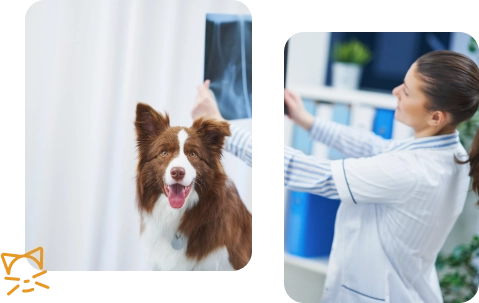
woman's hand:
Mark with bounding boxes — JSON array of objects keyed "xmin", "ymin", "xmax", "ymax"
[
  {"xmin": 284, "ymin": 88, "xmax": 314, "ymax": 130},
  {"xmin": 192, "ymin": 80, "xmax": 225, "ymax": 121}
]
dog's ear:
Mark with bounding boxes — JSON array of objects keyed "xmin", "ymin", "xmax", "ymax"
[
  {"xmin": 135, "ymin": 103, "xmax": 170, "ymax": 142},
  {"xmin": 191, "ymin": 117, "xmax": 231, "ymax": 154}
]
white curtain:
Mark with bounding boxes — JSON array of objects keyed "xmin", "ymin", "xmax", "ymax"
[{"xmin": 26, "ymin": 0, "xmax": 251, "ymax": 270}]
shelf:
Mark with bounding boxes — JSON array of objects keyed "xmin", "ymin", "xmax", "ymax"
[
  {"xmin": 284, "ymin": 252, "xmax": 329, "ymax": 275},
  {"xmin": 288, "ymin": 84, "xmax": 397, "ymax": 110}
]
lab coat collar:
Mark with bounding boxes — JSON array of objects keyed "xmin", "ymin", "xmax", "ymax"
[{"xmin": 389, "ymin": 130, "xmax": 460, "ymax": 152}]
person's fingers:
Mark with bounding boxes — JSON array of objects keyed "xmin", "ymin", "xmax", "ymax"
[
  {"xmin": 195, "ymin": 92, "xmax": 203, "ymax": 104},
  {"xmin": 284, "ymin": 88, "xmax": 293, "ymax": 98},
  {"xmin": 197, "ymin": 83, "xmax": 207, "ymax": 92},
  {"xmin": 286, "ymin": 90, "xmax": 299, "ymax": 104},
  {"xmin": 285, "ymin": 89, "xmax": 296, "ymax": 101},
  {"xmin": 284, "ymin": 91, "xmax": 295, "ymax": 107},
  {"xmin": 196, "ymin": 90, "xmax": 207, "ymax": 101},
  {"xmin": 198, "ymin": 82, "xmax": 212, "ymax": 98},
  {"xmin": 285, "ymin": 90, "xmax": 303, "ymax": 112},
  {"xmin": 198, "ymin": 80, "xmax": 209, "ymax": 89}
]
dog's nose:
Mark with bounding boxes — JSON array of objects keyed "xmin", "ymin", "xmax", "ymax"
[{"xmin": 170, "ymin": 167, "xmax": 185, "ymax": 181}]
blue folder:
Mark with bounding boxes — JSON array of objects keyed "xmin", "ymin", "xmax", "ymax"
[
  {"xmin": 328, "ymin": 103, "xmax": 351, "ymax": 160},
  {"xmin": 285, "ymin": 191, "xmax": 340, "ymax": 257},
  {"xmin": 373, "ymin": 109, "xmax": 395, "ymax": 139}
]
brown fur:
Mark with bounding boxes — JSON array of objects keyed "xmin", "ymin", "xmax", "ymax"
[{"xmin": 135, "ymin": 103, "xmax": 252, "ymax": 270}]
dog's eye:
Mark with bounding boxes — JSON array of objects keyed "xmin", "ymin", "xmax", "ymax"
[
  {"xmin": 189, "ymin": 152, "xmax": 197, "ymax": 158},
  {"xmin": 160, "ymin": 151, "xmax": 168, "ymax": 157}
]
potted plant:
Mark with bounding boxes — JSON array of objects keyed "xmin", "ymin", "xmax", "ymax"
[
  {"xmin": 436, "ymin": 235, "xmax": 479, "ymax": 303},
  {"xmin": 331, "ymin": 39, "xmax": 372, "ymax": 90}
]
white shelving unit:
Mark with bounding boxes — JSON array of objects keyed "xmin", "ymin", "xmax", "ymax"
[{"xmin": 288, "ymin": 84, "xmax": 397, "ymax": 109}]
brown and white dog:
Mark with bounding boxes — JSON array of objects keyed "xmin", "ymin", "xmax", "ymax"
[{"xmin": 135, "ymin": 103, "xmax": 252, "ymax": 270}]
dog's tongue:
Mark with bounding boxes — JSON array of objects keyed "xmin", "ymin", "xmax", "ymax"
[{"xmin": 168, "ymin": 184, "xmax": 186, "ymax": 208}]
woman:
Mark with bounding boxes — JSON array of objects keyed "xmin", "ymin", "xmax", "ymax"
[{"xmin": 193, "ymin": 50, "xmax": 479, "ymax": 302}]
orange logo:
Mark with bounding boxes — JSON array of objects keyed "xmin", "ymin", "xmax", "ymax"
[{"xmin": 1, "ymin": 247, "xmax": 50, "ymax": 296}]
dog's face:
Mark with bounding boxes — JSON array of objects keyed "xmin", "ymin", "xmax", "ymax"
[{"xmin": 135, "ymin": 103, "xmax": 230, "ymax": 213}]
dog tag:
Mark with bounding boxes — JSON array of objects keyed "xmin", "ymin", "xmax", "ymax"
[{"xmin": 171, "ymin": 235, "xmax": 184, "ymax": 250}]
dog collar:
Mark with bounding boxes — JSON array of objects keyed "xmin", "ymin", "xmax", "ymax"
[{"xmin": 171, "ymin": 233, "xmax": 184, "ymax": 250}]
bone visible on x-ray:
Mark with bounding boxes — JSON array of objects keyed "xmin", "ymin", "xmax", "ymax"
[{"xmin": 205, "ymin": 14, "xmax": 252, "ymax": 120}]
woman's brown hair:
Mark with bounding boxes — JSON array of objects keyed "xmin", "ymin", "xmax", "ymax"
[{"xmin": 416, "ymin": 50, "xmax": 479, "ymax": 202}]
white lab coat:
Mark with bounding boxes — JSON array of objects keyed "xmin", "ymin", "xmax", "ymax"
[{"xmin": 284, "ymin": 119, "xmax": 471, "ymax": 303}]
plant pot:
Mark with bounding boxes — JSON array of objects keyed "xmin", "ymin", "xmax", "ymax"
[{"xmin": 332, "ymin": 62, "xmax": 363, "ymax": 90}]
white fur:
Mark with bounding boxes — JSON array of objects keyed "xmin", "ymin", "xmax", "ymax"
[
  {"xmin": 164, "ymin": 130, "xmax": 196, "ymax": 190},
  {"xmin": 142, "ymin": 194, "xmax": 233, "ymax": 271},
  {"xmin": 142, "ymin": 129, "xmax": 233, "ymax": 271}
]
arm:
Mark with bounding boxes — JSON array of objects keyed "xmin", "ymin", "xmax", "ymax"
[
  {"xmin": 285, "ymin": 88, "xmax": 392, "ymax": 158},
  {"xmin": 284, "ymin": 146, "xmax": 340, "ymax": 199},
  {"xmin": 309, "ymin": 118, "xmax": 392, "ymax": 158},
  {"xmin": 226, "ymin": 124, "xmax": 252, "ymax": 167},
  {"xmin": 284, "ymin": 145, "xmax": 419, "ymax": 204}
]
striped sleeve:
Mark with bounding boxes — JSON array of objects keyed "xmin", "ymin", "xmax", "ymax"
[
  {"xmin": 309, "ymin": 118, "xmax": 392, "ymax": 158},
  {"xmin": 284, "ymin": 146, "xmax": 340, "ymax": 199},
  {"xmin": 225, "ymin": 123, "xmax": 252, "ymax": 167}
]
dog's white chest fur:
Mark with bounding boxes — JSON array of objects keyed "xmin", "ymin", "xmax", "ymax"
[{"xmin": 142, "ymin": 194, "xmax": 233, "ymax": 271}]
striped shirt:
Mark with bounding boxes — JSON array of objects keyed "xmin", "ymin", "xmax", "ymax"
[
  {"xmin": 284, "ymin": 118, "xmax": 462, "ymax": 200},
  {"xmin": 284, "ymin": 118, "xmax": 392, "ymax": 199},
  {"xmin": 225, "ymin": 123, "xmax": 252, "ymax": 167}
]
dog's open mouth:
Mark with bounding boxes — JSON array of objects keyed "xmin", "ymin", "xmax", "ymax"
[{"xmin": 164, "ymin": 182, "xmax": 193, "ymax": 209}]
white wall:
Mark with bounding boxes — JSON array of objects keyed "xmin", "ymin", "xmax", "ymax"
[{"xmin": 286, "ymin": 32, "xmax": 331, "ymax": 88}]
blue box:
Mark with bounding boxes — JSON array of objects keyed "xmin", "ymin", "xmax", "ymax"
[
  {"xmin": 285, "ymin": 191, "xmax": 340, "ymax": 257},
  {"xmin": 373, "ymin": 109, "xmax": 395, "ymax": 139}
]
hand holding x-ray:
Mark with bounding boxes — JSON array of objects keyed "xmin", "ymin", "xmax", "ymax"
[
  {"xmin": 192, "ymin": 80, "xmax": 225, "ymax": 121},
  {"xmin": 284, "ymin": 88, "xmax": 314, "ymax": 131}
]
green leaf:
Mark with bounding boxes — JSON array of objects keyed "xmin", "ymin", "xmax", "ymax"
[
  {"xmin": 469, "ymin": 43, "xmax": 475, "ymax": 53},
  {"xmin": 436, "ymin": 235, "xmax": 479, "ymax": 302},
  {"xmin": 332, "ymin": 39, "xmax": 372, "ymax": 65},
  {"xmin": 469, "ymin": 37, "xmax": 478, "ymax": 53},
  {"xmin": 458, "ymin": 110, "xmax": 479, "ymax": 150},
  {"xmin": 472, "ymin": 235, "xmax": 479, "ymax": 245}
]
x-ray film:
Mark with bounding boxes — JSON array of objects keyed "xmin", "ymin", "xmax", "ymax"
[{"xmin": 204, "ymin": 14, "xmax": 252, "ymax": 120}]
